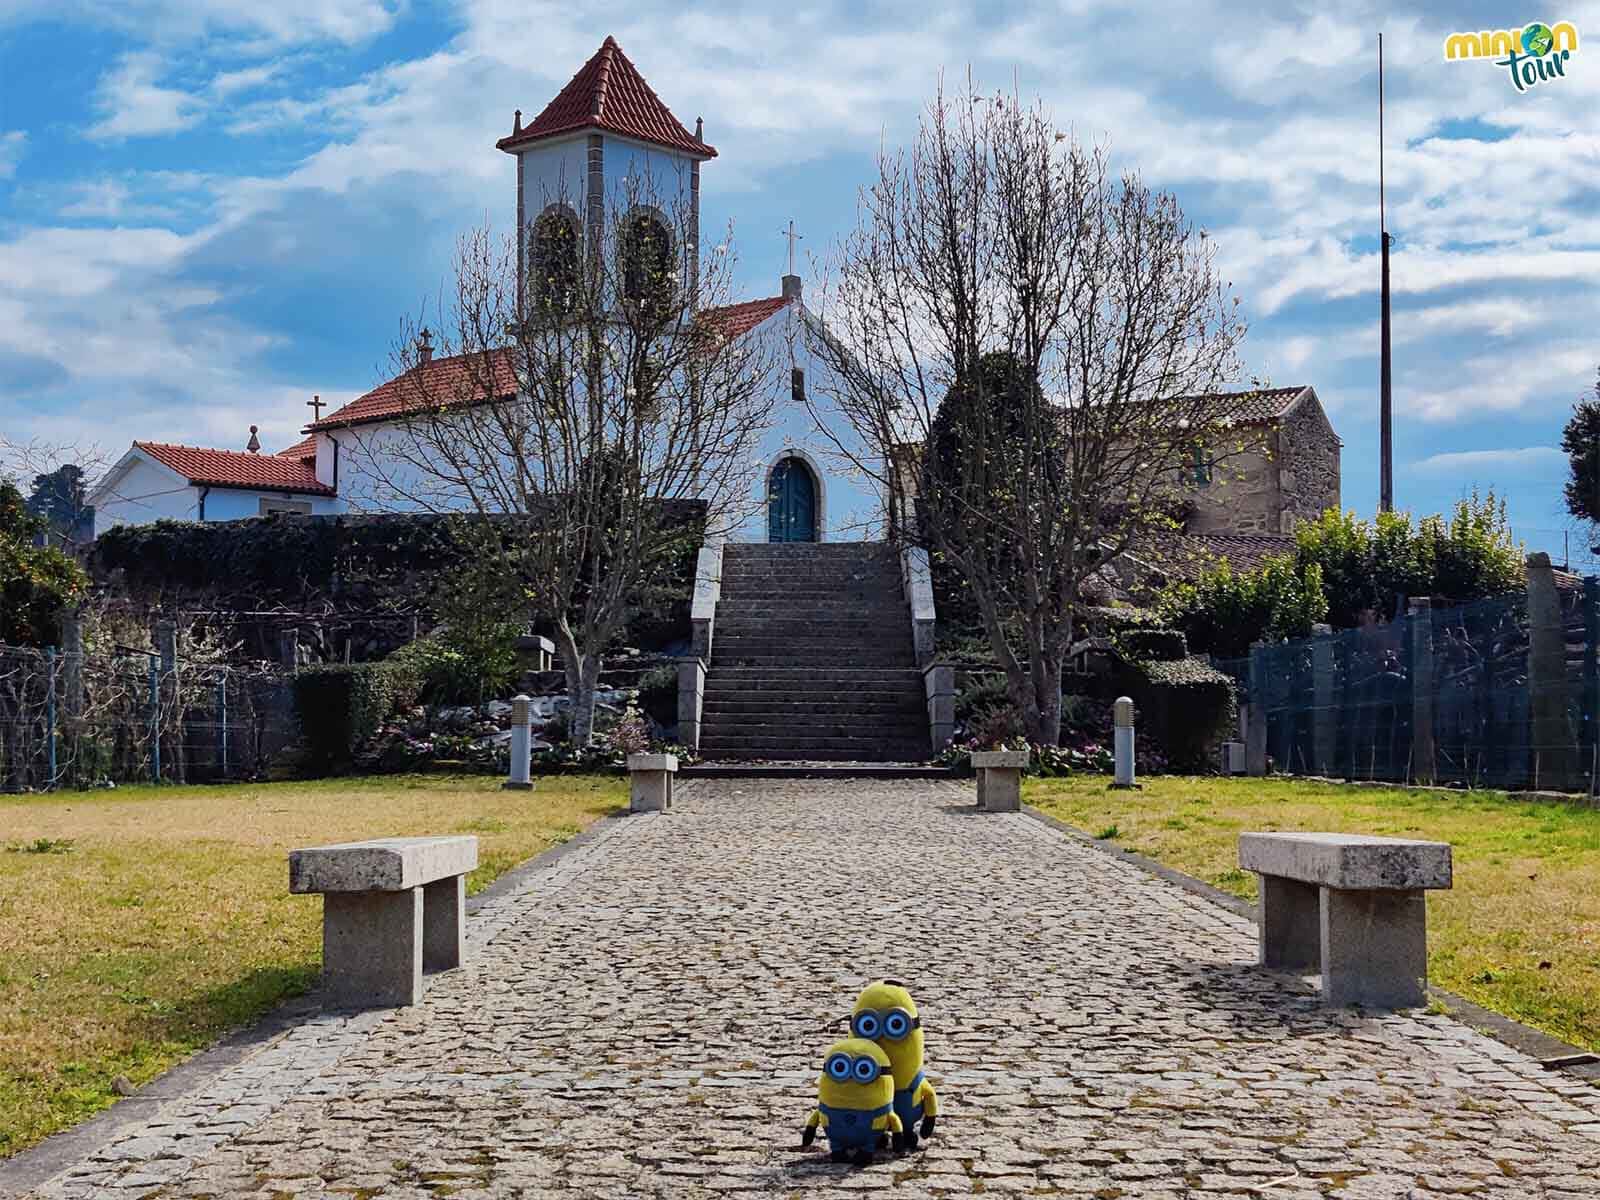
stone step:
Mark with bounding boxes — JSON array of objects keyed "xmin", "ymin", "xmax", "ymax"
[
  {"xmin": 713, "ymin": 633, "xmax": 915, "ymax": 652},
  {"xmin": 713, "ymin": 654, "xmax": 916, "ymax": 669},
  {"xmin": 697, "ymin": 735, "xmax": 931, "ymax": 759},
  {"xmin": 702, "ymin": 699, "xmax": 925, "ymax": 717},
  {"xmin": 703, "ymin": 688, "xmax": 922, "ymax": 705},
  {"xmin": 707, "ymin": 666, "xmax": 923, "ymax": 680},
  {"xmin": 713, "ymin": 620, "xmax": 912, "ymax": 638}
]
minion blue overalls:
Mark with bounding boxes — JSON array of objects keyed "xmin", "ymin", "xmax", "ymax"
[{"xmin": 818, "ymin": 1101, "xmax": 893, "ymax": 1154}]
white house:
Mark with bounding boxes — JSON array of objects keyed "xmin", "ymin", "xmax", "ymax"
[
  {"xmin": 90, "ymin": 435, "xmax": 340, "ymax": 535},
  {"xmin": 90, "ymin": 35, "xmax": 883, "ymax": 544}
]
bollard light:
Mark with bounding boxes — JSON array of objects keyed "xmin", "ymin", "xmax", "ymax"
[
  {"xmin": 503, "ymin": 694, "xmax": 534, "ymax": 790},
  {"xmin": 1112, "ymin": 695, "xmax": 1138, "ymax": 789}
]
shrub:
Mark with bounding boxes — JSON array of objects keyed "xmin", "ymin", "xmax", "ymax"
[
  {"xmin": 1158, "ymin": 556, "xmax": 1327, "ymax": 658},
  {"xmin": 0, "ymin": 482, "xmax": 87, "ymax": 646},
  {"xmin": 388, "ymin": 626, "xmax": 520, "ymax": 707},
  {"xmin": 1113, "ymin": 628, "xmax": 1188, "ymax": 662},
  {"xmin": 956, "ymin": 674, "xmax": 1011, "ymax": 724},
  {"xmin": 292, "ymin": 662, "xmax": 421, "ymax": 771},
  {"xmin": 637, "ymin": 664, "xmax": 678, "ymax": 726},
  {"xmin": 1115, "ymin": 656, "xmax": 1236, "ymax": 772}
]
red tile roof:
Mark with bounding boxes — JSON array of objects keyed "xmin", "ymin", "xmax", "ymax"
[
  {"xmin": 136, "ymin": 442, "xmax": 334, "ymax": 496},
  {"xmin": 700, "ymin": 295, "xmax": 791, "ymax": 339},
  {"xmin": 276, "ymin": 435, "xmax": 318, "ymax": 462},
  {"xmin": 496, "ymin": 36, "xmax": 715, "ymax": 159},
  {"xmin": 309, "ymin": 349, "xmax": 520, "ymax": 432},
  {"xmin": 1185, "ymin": 385, "xmax": 1309, "ymax": 424}
]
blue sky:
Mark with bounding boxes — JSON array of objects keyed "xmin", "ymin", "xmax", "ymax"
[{"xmin": 2, "ymin": 0, "xmax": 1598, "ymax": 561}]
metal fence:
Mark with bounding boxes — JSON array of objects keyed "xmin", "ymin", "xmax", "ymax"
[
  {"xmin": 1214, "ymin": 577, "xmax": 1598, "ymax": 793},
  {"xmin": 0, "ymin": 644, "xmax": 298, "ymax": 792}
]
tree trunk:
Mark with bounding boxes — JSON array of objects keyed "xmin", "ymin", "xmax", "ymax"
[{"xmin": 552, "ymin": 624, "xmax": 603, "ymax": 748}]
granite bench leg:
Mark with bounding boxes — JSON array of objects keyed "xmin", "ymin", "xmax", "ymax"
[
  {"xmin": 978, "ymin": 768, "xmax": 1021, "ymax": 813},
  {"xmin": 423, "ymin": 875, "xmax": 465, "ymax": 972},
  {"xmin": 1320, "ymin": 886, "xmax": 1428, "ymax": 1008},
  {"xmin": 322, "ymin": 888, "xmax": 423, "ymax": 1009},
  {"xmin": 1258, "ymin": 874, "xmax": 1321, "ymax": 970},
  {"xmin": 630, "ymin": 769, "xmax": 673, "ymax": 813}
]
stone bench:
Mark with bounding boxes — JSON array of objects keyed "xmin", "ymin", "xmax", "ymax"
[
  {"xmin": 289, "ymin": 835, "xmax": 478, "ymax": 1009},
  {"xmin": 628, "ymin": 753, "xmax": 678, "ymax": 813},
  {"xmin": 971, "ymin": 749, "xmax": 1029, "ymax": 813},
  {"xmin": 1238, "ymin": 832, "xmax": 1452, "ymax": 1008}
]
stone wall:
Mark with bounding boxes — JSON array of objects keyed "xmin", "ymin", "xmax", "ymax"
[{"xmin": 1274, "ymin": 390, "xmax": 1341, "ymax": 531}]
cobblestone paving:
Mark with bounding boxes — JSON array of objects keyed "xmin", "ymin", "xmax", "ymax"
[{"xmin": 25, "ymin": 779, "xmax": 1600, "ymax": 1198}]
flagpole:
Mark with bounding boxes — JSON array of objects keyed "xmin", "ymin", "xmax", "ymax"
[{"xmin": 1379, "ymin": 32, "xmax": 1394, "ymax": 514}]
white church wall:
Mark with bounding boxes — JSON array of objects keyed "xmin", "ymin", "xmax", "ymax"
[
  {"xmin": 519, "ymin": 137, "xmax": 590, "ymax": 226},
  {"xmin": 93, "ymin": 458, "xmax": 198, "ymax": 535},
  {"xmin": 728, "ymin": 306, "xmax": 886, "ymax": 543}
]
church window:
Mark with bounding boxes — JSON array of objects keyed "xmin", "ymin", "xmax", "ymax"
[
  {"xmin": 621, "ymin": 209, "xmax": 673, "ymax": 307},
  {"xmin": 1191, "ymin": 441, "xmax": 1212, "ymax": 487},
  {"xmin": 531, "ymin": 208, "xmax": 579, "ymax": 316}
]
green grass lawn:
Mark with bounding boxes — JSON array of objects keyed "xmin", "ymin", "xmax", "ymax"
[
  {"xmin": 1027, "ymin": 774, "xmax": 1600, "ymax": 1053},
  {"xmin": 0, "ymin": 773, "xmax": 625, "ymax": 1159}
]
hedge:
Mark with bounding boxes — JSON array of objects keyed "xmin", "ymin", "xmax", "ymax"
[
  {"xmin": 1115, "ymin": 655, "xmax": 1236, "ymax": 772},
  {"xmin": 292, "ymin": 660, "xmax": 422, "ymax": 770},
  {"xmin": 1113, "ymin": 628, "xmax": 1188, "ymax": 662}
]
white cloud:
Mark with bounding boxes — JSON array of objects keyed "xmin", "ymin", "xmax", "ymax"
[
  {"xmin": 1411, "ymin": 446, "xmax": 1566, "ymax": 476},
  {"xmin": 0, "ymin": 130, "xmax": 24, "ymax": 179},
  {"xmin": 0, "ymin": 0, "xmax": 399, "ymax": 46},
  {"xmin": 87, "ymin": 53, "xmax": 206, "ymax": 140}
]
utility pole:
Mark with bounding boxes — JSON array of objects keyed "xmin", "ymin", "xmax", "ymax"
[{"xmin": 1379, "ymin": 33, "xmax": 1394, "ymax": 513}]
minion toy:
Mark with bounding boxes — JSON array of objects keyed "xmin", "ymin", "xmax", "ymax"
[
  {"xmin": 800, "ymin": 1038, "xmax": 903, "ymax": 1166},
  {"xmin": 850, "ymin": 980, "xmax": 939, "ymax": 1151}
]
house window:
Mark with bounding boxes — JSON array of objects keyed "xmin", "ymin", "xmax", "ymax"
[
  {"xmin": 620, "ymin": 209, "xmax": 673, "ymax": 306},
  {"xmin": 260, "ymin": 498, "xmax": 312, "ymax": 517},
  {"xmin": 1191, "ymin": 442, "xmax": 1212, "ymax": 487},
  {"xmin": 531, "ymin": 208, "xmax": 579, "ymax": 316}
]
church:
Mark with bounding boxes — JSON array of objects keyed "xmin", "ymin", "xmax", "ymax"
[
  {"xmin": 90, "ymin": 36, "xmax": 878, "ymax": 545},
  {"xmin": 90, "ymin": 36, "xmax": 1340, "ymax": 566}
]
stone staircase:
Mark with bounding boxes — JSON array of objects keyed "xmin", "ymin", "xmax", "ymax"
[{"xmin": 699, "ymin": 542, "xmax": 930, "ymax": 762}]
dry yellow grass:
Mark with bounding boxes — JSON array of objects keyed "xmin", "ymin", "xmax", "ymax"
[
  {"xmin": 1027, "ymin": 775, "xmax": 1600, "ymax": 1054},
  {"xmin": 0, "ymin": 773, "xmax": 624, "ymax": 1157}
]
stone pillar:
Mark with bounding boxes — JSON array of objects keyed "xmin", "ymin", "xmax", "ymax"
[
  {"xmin": 504, "ymin": 694, "xmax": 533, "ymax": 790},
  {"xmin": 422, "ymin": 876, "xmax": 465, "ymax": 972},
  {"xmin": 1112, "ymin": 695, "xmax": 1136, "ymax": 788},
  {"xmin": 1319, "ymin": 887, "xmax": 1428, "ymax": 1008},
  {"xmin": 60, "ymin": 607, "xmax": 84, "ymax": 723},
  {"xmin": 923, "ymin": 663, "xmax": 954, "ymax": 753},
  {"xmin": 279, "ymin": 627, "xmax": 300, "ymax": 669},
  {"xmin": 322, "ymin": 888, "xmax": 424, "ymax": 1009},
  {"xmin": 678, "ymin": 658, "xmax": 706, "ymax": 752},
  {"xmin": 628, "ymin": 753, "xmax": 678, "ymax": 813},
  {"xmin": 1258, "ymin": 875, "xmax": 1321, "ymax": 969},
  {"xmin": 1526, "ymin": 552, "xmax": 1574, "ymax": 789},
  {"xmin": 532, "ymin": 636, "xmax": 554, "ymax": 673},
  {"xmin": 971, "ymin": 749, "xmax": 1028, "ymax": 812},
  {"xmin": 155, "ymin": 620, "xmax": 178, "ymax": 676},
  {"xmin": 1310, "ymin": 626, "xmax": 1335, "ymax": 777},
  {"xmin": 1408, "ymin": 599, "xmax": 1435, "ymax": 785},
  {"xmin": 1245, "ymin": 642, "xmax": 1268, "ymax": 776}
]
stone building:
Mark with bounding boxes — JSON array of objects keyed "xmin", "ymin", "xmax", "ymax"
[{"xmin": 1183, "ymin": 385, "xmax": 1341, "ymax": 537}]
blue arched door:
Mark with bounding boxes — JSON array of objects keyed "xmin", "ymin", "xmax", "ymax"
[{"xmin": 768, "ymin": 457, "xmax": 817, "ymax": 542}]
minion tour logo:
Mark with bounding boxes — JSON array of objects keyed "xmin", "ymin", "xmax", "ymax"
[{"xmin": 1444, "ymin": 21, "xmax": 1580, "ymax": 92}]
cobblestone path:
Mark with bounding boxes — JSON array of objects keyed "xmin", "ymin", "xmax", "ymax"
[{"xmin": 23, "ymin": 779, "xmax": 1600, "ymax": 1198}]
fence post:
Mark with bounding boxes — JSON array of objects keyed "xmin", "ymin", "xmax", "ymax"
[
  {"xmin": 1408, "ymin": 599, "xmax": 1435, "ymax": 785},
  {"xmin": 155, "ymin": 619, "xmax": 184, "ymax": 784},
  {"xmin": 46, "ymin": 646, "xmax": 58, "ymax": 790},
  {"xmin": 148, "ymin": 655, "xmax": 160, "ymax": 784},
  {"xmin": 1584, "ymin": 576, "xmax": 1597, "ymax": 792},
  {"xmin": 279, "ymin": 628, "xmax": 300, "ymax": 669},
  {"xmin": 218, "ymin": 675, "xmax": 229, "ymax": 777},
  {"xmin": 1527, "ymin": 552, "xmax": 1574, "ymax": 791},
  {"xmin": 1246, "ymin": 641, "xmax": 1268, "ymax": 776},
  {"xmin": 1311, "ymin": 624, "xmax": 1334, "ymax": 777},
  {"xmin": 61, "ymin": 608, "xmax": 84, "ymax": 723}
]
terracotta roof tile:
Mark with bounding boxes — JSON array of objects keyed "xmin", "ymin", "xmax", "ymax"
[
  {"xmin": 699, "ymin": 295, "xmax": 791, "ymax": 339},
  {"xmin": 276, "ymin": 435, "xmax": 318, "ymax": 462},
  {"xmin": 496, "ymin": 36, "xmax": 715, "ymax": 159},
  {"xmin": 1181, "ymin": 385, "xmax": 1308, "ymax": 424},
  {"xmin": 309, "ymin": 349, "xmax": 519, "ymax": 432},
  {"xmin": 136, "ymin": 442, "xmax": 334, "ymax": 496},
  {"xmin": 1143, "ymin": 531, "xmax": 1299, "ymax": 582}
]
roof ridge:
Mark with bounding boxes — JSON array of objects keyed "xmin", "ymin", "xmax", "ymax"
[{"xmin": 592, "ymin": 35, "xmax": 614, "ymax": 118}]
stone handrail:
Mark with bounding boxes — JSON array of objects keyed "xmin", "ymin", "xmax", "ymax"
[
  {"xmin": 901, "ymin": 545, "xmax": 936, "ymax": 669},
  {"xmin": 690, "ymin": 539, "xmax": 723, "ymax": 661}
]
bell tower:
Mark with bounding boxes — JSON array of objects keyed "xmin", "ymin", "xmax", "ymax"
[{"xmin": 496, "ymin": 36, "xmax": 716, "ymax": 312}]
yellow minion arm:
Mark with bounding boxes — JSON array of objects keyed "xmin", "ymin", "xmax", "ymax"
[
  {"xmin": 917, "ymin": 1078, "xmax": 940, "ymax": 1118},
  {"xmin": 872, "ymin": 1111, "xmax": 904, "ymax": 1134},
  {"xmin": 805, "ymin": 1108, "xmax": 826, "ymax": 1130}
]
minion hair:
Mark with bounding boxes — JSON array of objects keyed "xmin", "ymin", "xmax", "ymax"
[{"xmin": 883, "ymin": 979, "xmax": 906, "ymax": 988}]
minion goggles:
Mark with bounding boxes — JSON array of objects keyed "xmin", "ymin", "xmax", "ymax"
[
  {"xmin": 824, "ymin": 1052, "xmax": 888, "ymax": 1084},
  {"xmin": 850, "ymin": 1009, "xmax": 920, "ymax": 1041}
]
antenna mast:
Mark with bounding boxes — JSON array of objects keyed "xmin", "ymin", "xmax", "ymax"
[{"xmin": 1379, "ymin": 32, "xmax": 1394, "ymax": 514}]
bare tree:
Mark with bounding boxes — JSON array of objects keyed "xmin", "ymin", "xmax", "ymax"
[
  {"xmin": 805, "ymin": 81, "xmax": 1251, "ymax": 745},
  {"xmin": 350, "ymin": 173, "xmax": 777, "ymax": 744}
]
